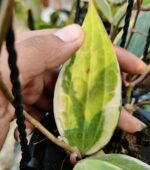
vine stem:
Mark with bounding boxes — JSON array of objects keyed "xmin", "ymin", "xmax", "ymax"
[
  {"xmin": 0, "ymin": 0, "xmax": 14, "ymax": 52},
  {"xmin": 126, "ymin": 84, "xmax": 133, "ymax": 104},
  {"xmin": 125, "ymin": 65, "xmax": 150, "ymax": 105},
  {"xmin": 130, "ymin": 65, "xmax": 150, "ymax": 87},
  {"xmin": 134, "ymin": 6, "xmax": 150, "ymax": 11},
  {"xmin": 136, "ymin": 100, "xmax": 150, "ymax": 107},
  {"xmin": 110, "ymin": 12, "xmax": 126, "ymax": 42},
  {"xmin": 0, "ymin": 73, "xmax": 82, "ymax": 159}
]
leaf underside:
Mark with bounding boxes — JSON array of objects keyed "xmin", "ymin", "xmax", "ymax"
[{"xmin": 54, "ymin": 0, "xmax": 121, "ymax": 155}]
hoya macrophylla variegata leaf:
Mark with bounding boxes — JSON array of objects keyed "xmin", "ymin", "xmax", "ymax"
[
  {"xmin": 73, "ymin": 159, "xmax": 121, "ymax": 170},
  {"xmin": 73, "ymin": 154, "xmax": 150, "ymax": 170},
  {"xmin": 93, "ymin": 154, "xmax": 150, "ymax": 170},
  {"xmin": 54, "ymin": 0, "xmax": 121, "ymax": 155}
]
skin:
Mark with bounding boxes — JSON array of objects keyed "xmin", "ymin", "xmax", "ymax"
[{"xmin": 0, "ymin": 24, "xmax": 148, "ymax": 150}]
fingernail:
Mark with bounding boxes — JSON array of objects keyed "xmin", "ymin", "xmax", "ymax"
[
  {"xmin": 53, "ymin": 24, "xmax": 83, "ymax": 42},
  {"xmin": 140, "ymin": 122, "xmax": 147, "ymax": 130}
]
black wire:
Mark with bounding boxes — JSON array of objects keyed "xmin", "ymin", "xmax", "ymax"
[
  {"xmin": 143, "ymin": 27, "xmax": 150, "ymax": 62},
  {"xmin": 120, "ymin": 0, "xmax": 134, "ymax": 48},
  {"xmin": 74, "ymin": 0, "xmax": 81, "ymax": 24},
  {"xmin": 6, "ymin": 24, "xmax": 31, "ymax": 166}
]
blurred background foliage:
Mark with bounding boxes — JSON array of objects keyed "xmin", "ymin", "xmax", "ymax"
[
  {"xmin": 14, "ymin": 0, "xmax": 150, "ymax": 58},
  {"xmin": 14, "ymin": 0, "xmax": 150, "ymax": 42},
  {"xmin": 14, "ymin": 0, "xmax": 150, "ymax": 28}
]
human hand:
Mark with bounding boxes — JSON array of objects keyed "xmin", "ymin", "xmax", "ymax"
[
  {"xmin": 0, "ymin": 24, "xmax": 148, "ymax": 149},
  {"xmin": 0, "ymin": 24, "xmax": 84, "ymax": 149},
  {"xmin": 113, "ymin": 45, "xmax": 148, "ymax": 133}
]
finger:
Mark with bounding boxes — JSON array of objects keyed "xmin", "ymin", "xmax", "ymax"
[
  {"xmin": 0, "ymin": 90, "xmax": 8, "ymax": 119},
  {"xmin": 0, "ymin": 95, "xmax": 14, "ymax": 150},
  {"xmin": 32, "ymin": 70, "xmax": 59, "ymax": 111},
  {"xmin": 34, "ymin": 94, "xmax": 53, "ymax": 112},
  {"xmin": 113, "ymin": 45, "xmax": 148, "ymax": 74},
  {"xmin": 15, "ymin": 29, "xmax": 58, "ymax": 42},
  {"xmin": 43, "ymin": 69, "xmax": 59, "ymax": 96},
  {"xmin": 14, "ymin": 107, "xmax": 43, "ymax": 142},
  {"xmin": 1, "ymin": 24, "xmax": 84, "ymax": 88},
  {"xmin": 21, "ymin": 75, "xmax": 44, "ymax": 105},
  {"xmin": 0, "ymin": 90, "xmax": 10, "ymax": 149},
  {"xmin": 118, "ymin": 107, "xmax": 146, "ymax": 133},
  {"xmin": 0, "ymin": 116, "xmax": 10, "ymax": 150}
]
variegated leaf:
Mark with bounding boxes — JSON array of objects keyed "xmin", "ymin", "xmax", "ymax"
[
  {"xmin": 92, "ymin": 154, "xmax": 150, "ymax": 170},
  {"xmin": 73, "ymin": 154, "xmax": 150, "ymax": 170},
  {"xmin": 54, "ymin": 0, "xmax": 121, "ymax": 155},
  {"xmin": 74, "ymin": 159, "xmax": 121, "ymax": 170}
]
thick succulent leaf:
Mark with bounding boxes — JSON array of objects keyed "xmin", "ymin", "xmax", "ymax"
[
  {"xmin": 108, "ymin": 0, "xmax": 126, "ymax": 4},
  {"xmin": 142, "ymin": 0, "xmax": 150, "ymax": 7},
  {"xmin": 54, "ymin": 0, "xmax": 121, "ymax": 155},
  {"xmin": 16, "ymin": 0, "xmax": 41, "ymax": 22},
  {"xmin": 73, "ymin": 154, "xmax": 150, "ymax": 170},
  {"xmin": 115, "ymin": 12, "xmax": 150, "ymax": 57},
  {"xmin": 127, "ymin": 12, "xmax": 150, "ymax": 57},
  {"xmin": 112, "ymin": 3, "xmax": 128, "ymax": 27},
  {"xmin": 95, "ymin": 0, "xmax": 113, "ymax": 22},
  {"xmin": 94, "ymin": 154, "xmax": 150, "ymax": 170},
  {"xmin": 73, "ymin": 159, "xmax": 122, "ymax": 170}
]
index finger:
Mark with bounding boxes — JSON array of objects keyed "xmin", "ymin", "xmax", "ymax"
[{"xmin": 113, "ymin": 45, "xmax": 148, "ymax": 75}]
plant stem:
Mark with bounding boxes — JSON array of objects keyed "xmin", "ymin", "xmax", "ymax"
[
  {"xmin": 136, "ymin": 100, "xmax": 150, "ymax": 107},
  {"xmin": 126, "ymin": 84, "xmax": 133, "ymax": 104},
  {"xmin": 130, "ymin": 65, "xmax": 150, "ymax": 87},
  {"xmin": 134, "ymin": 6, "xmax": 150, "ymax": 11},
  {"xmin": 0, "ymin": 0, "xmax": 14, "ymax": 52},
  {"xmin": 0, "ymin": 73, "xmax": 82, "ymax": 158},
  {"xmin": 23, "ymin": 110, "xmax": 81, "ymax": 157},
  {"xmin": 125, "ymin": 65, "xmax": 150, "ymax": 106},
  {"xmin": 110, "ymin": 12, "xmax": 126, "ymax": 42}
]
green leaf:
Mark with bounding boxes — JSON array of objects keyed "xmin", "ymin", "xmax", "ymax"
[
  {"xmin": 126, "ymin": 12, "xmax": 150, "ymax": 57},
  {"xmin": 107, "ymin": 0, "xmax": 125, "ymax": 4},
  {"xmin": 95, "ymin": 154, "xmax": 150, "ymax": 170},
  {"xmin": 54, "ymin": 0, "xmax": 121, "ymax": 155},
  {"xmin": 73, "ymin": 159, "xmax": 122, "ymax": 170},
  {"xmin": 73, "ymin": 154, "xmax": 150, "ymax": 170},
  {"xmin": 16, "ymin": 0, "xmax": 41, "ymax": 22},
  {"xmin": 112, "ymin": 3, "xmax": 128, "ymax": 27},
  {"xmin": 114, "ymin": 12, "xmax": 150, "ymax": 57},
  {"xmin": 95, "ymin": 0, "xmax": 113, "ymax": 22},
  {"xmin": 142, "ymin": 0, "xmax": 150, "ymax": 7},
  {"xmin": 23, "ymin": 0, "xmax": 41, "ymax": 22}
]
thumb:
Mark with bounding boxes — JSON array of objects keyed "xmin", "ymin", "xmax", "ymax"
[{"xmin": 1, "ymin": 24, "xmax": 84, "ymax": 87}]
